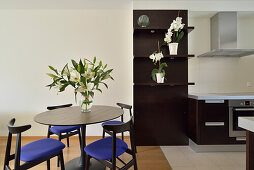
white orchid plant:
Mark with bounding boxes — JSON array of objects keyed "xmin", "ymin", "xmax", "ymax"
[
  {"xmin": 164, "ymin": 16, "xmax": 185, "ymax": 44},
  {"xmin": 149, "ymin": 41, "xmax": 168, "ymax": 82},
  {"xmin": 46, "ymin": 57, "xmax": 113, "ymax": 109}
]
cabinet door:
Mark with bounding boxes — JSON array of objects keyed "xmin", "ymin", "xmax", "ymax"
[
  {"xmin": 134, "ymin": 85, "xmax": 188, "ymax": 146},
  {"xmin": 198, "ymin": 100, "xmax": 245, "ymax": 144},
  {"xmin": 199, "ymin": 100, "xmax": 228, "ymax": 144}
]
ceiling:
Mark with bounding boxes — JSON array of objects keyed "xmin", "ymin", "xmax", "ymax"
[
  {"xmin": 133, "ymin": 0, "xmax": 251, "ymax": 2},
  {"xmin": 0, "ymin": 0, "xmax": 254, "ymax": 10}
]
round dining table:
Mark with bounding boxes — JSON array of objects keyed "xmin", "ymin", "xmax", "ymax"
[{"xmin": 34, "ymin": 105, "xmax": 124, "ymax": 170}]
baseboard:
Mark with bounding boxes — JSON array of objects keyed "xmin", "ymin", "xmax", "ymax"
[{"xmin": 189, "ymin": 139, "xmax": 246, "ymax": 152}]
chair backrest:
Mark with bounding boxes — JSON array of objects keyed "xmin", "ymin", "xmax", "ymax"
[
  {"xmin": 116, "ymin": 103, "xmax": 132, "ymax": 117},
  {"xmin": 5, "ymin": 118, "xmax": 31, "ymax": 170},
  {"xmin": 8, "ymin": 118, "xmax": 31, "ymax": 134},
  {"xmin": 103, "ymin": 117, "xmax": 133, "ymax": 134},
  {"xmin": 47, "ymin": 103, "xmax": 72, "ymax": 110},
  {"xmin": 103, "ymin": 117, "xmax": 136, "ymax": 166}
]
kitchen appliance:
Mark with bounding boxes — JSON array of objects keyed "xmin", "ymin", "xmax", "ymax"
[
  {"xmin": 229, "ymin": 99, "xmax": 254, "ymax": 138},
  {"xmin": 198, "ymin": 12, "xmax": 254, "ymax": 57}
]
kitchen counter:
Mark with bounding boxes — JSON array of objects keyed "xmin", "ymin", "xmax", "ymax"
[
  {"xmin": 239, "ymin": 117, "xmax": 254, "ymax": 133},
  {"xmin": 238, "ymin": 117, "xmax": 254, "ymax": 170},
  {"xmin": 189, "ymin": 92, "xmax": 254, "ymax": 100}
]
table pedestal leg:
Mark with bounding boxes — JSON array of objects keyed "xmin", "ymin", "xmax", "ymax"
[
  {"xmin": 65, "ymin": 125, "xmax": 105, "ymax": 170},
  {"xmin": 246, "ymin": 131, "xmax": 254, "ymax": 170},
  {"xmin": 80, "ymin": 125, "xmax": 86, "ymax": 166}
]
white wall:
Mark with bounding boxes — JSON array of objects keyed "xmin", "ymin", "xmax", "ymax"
[
  {"xmin": 0, "ymin": 9, "xmax": 133, "ymax": 136},
  {"xmin": 1, "ymin": 1, "xmax": 254, "ymax": 136},
  {"xmin": 188, "ymin": 16, "xmax": 254, "ymax": 93}
]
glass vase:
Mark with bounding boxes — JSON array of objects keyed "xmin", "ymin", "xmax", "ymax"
[{"xmin": 80, "ymin": 96, "xmax": 93, "ymax": 113}]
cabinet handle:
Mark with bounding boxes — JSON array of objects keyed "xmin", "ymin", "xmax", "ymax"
[
  {"xmin": 205, "ymin": 100, "xmax": 225, "ymax": 103},
  {"xmin": 234, "ymin": 108, "xmax": 254, "ymax": 111},
  {"xmin": 236, "ymin": 137, "xmax": 246, "ymax": 141},
  {"xmin": 205, "ymin": 122, "xmax": 224, "ymax": 126}
]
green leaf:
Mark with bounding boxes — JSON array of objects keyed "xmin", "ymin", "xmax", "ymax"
[
  {"xmin": 105, "ymin": 69, "xmax": 113, "ymax": 74},
  {"xmin": 61, "ymin": 64, "xmax": 68, "ymax": 76},
  {"xmin": 93, "ymin": 56, "xmax": 96, "ymax": 63},
  {"xmin": 151, "ymin": 69, "xmax": 158, "ymax": 82},
  {"xmin": 101, "ymin": 82, "xmax": 108, "ymax": 88},
  {"xmin": 46, "ymin": 73, "xmax": 57, "ymax": 78},
  {"xmin": 77, "ymin": 65, "xmax": 81, "ymax": 73},
  {"xmin": 109, "ymin": 76, "xmax": 114, "ymax": 80},
  {"xmin": 175, "ymin": 31, "xmax": 184, "ymax": 43},
  {"xmin": 60, "ymin": 80, "xmax": 67, "ymax": 84},
  {"xmin": 89, "ymin": 91, "xmax": 94, "ymax": 98},
  {"xmin": 162, "ymin": 69, "xmax": 166, "ymax": 78},
  {"xmin": 79, "ymin": 59, "xmax": 84, "ymax": 74},
  {"xmin": 158, "ymin": 62, "xmax": 168, "ymax": 73},
  {"xmin": 48, "ymin": 66, "xmax": 59, "ymax": 75},
  {"xmin": 71, "ymin": 60, "xmax": 78, "ymax": 70},
  {"xmin": 104, "ymin": 64, "xmax": 107, "ymax": 69},
  {"xmin": 94, "ymin": 76, "xmax": 100, "ymax": 85},
  {"xmin": 80, "ymin": 77, "xmax": 87, "ymax": 86},
  {"xmin": 162, "ymin": 41, "xmax": 168, "ymax": 46},
  {"xmin": 59, "ymin": 83, "xmax": 69, "ymax": 92},
  {"xmin": 97, "ymin": 88, "xmax": 102, "ymax": 93},
  {"xmin": 69, "ymin": 81, "xmax": 76, "ymax": 87}
]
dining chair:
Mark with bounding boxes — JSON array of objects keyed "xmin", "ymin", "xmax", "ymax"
[
  {"xmin": 47, "ymin": 104, "xmax": 81, "ymax": 166},
  {"xmin": 102, "ymin": 103, "xmax": 132, "ymax": 141},
  {"xmin": 3, "ymin": 118, "xmax": 65, "ymax": 170},
  {"xmin": 85, "ymin": 117, "xmax": 138, "ymax": 170},
  {"xmin": 102, "ymin": 103, "xmax": 137, "ymax": 153}
]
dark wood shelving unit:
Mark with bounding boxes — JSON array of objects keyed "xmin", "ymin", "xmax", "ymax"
[
  {"xmin": 133, "ymin": 10, "xmax": 194, "ymax": 146},
  {"xmin": 134, "ymin": 54, "xmax": 195, "ymax": 58},
  {"xmin": 133, "ymin": 26, "xmax": 195, "ymax": 34},
  {"xmin": 134, "ymin": 82, "xmax": 195, "ymax": 86}
]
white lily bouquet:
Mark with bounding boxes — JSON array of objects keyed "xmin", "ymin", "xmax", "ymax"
[
  {"xmin": 164, "ymin": 16, "xmax": 185, "ymax": 55},
  {"xmin": 46, "ymin": 57, "xmax": 113, "ymax": 112},
  {"xmin": 149, "ymin": 41, "xmax": 168, "ymax": 83}
]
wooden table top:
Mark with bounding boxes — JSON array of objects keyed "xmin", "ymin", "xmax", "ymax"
[{"xmin": 34, "ymin": 105, "xmax": 124, "ymax": 126}]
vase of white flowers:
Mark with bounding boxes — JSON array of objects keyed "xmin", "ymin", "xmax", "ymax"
[
  {"xmin": 164, "ymin": 16, "xmax": 185, "ymax": 55},
  {"xmin": 168, "ymin": 43, "xmax": 179, "ymax": 55},
  {"xmin": 79, "ymin": 95, "xmax": 93, "ymax": 112},
  {"xmin": 149, "ymin": 41, "xmax": 168, "ymax": 83},
  {"xmin": 46, "ymin": 57, "xmax": 113, "ymax": 112},
  {"xmin": 155, "ymin": 73, "xmax": 164, "ymax": 83}
]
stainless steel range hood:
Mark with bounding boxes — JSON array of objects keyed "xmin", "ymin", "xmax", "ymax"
[{"xmin": 198, "ymin": 12, "xmax": 254, "ymax": 57}]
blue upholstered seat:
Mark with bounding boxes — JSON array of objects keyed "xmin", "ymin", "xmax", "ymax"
[
  {"xmin": 84, "ymin": 137, "xmax": 128, "ymax": 160},
  {"xmin": 101, "ymin": 121, "xmax": 124, "ymax": 126},
  {"xmin": 50, "ymin": 125, "xmax": 80, "ymax": 134},
  {"xmin": 20, "ymin": 138, "xmax": 65, "ymax": 162}
]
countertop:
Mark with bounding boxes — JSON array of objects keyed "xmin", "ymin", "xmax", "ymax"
[
  {"xmin": 239, "ymin": 117, "xmax": 254, "ymax": 132},
  {"xmin": 188, "ymin": 92, "xmax": 254, "ymax": 100}
]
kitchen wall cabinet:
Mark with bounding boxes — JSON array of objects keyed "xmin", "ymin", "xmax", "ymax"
[{"xmin": 188, "ymin": 98, "xmax": 245, "ymax": 145}]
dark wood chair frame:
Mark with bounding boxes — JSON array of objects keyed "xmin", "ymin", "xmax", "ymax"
[
  {"xmin": 3, "ymin": 118, "xmax": 65, "ymax": 170},
  {"xmin": 46, "ymin": 104, "xmax": 82, "ymax": 166},
  {"xmin": 86, "ymin": 117, "xmax": 138, "ymax": 170},
  {"xmin": 102, "ymin": 103, "xmax": 137, "ymax": 153},
  {"xmin": 102, "ymin": 103, "xmax": 133, "ymax": 141}
]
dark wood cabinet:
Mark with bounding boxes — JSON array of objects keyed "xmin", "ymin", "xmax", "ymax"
[
  {"xmin": 133, "ymin": 10, "xmax": 194, "ymax": 146},
  {"xmin": 188, "ymin": 98, "xmax": 245, "ymax": 145}
]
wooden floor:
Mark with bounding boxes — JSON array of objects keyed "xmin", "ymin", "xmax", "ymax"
[{"xmin": 0, "ymin": 136, "xmax": 171, "ymax": 170}]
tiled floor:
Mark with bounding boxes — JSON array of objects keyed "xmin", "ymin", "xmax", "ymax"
[{"xmin": 161, "ymin": 146, "xmax": 246, "ymax": 170}]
